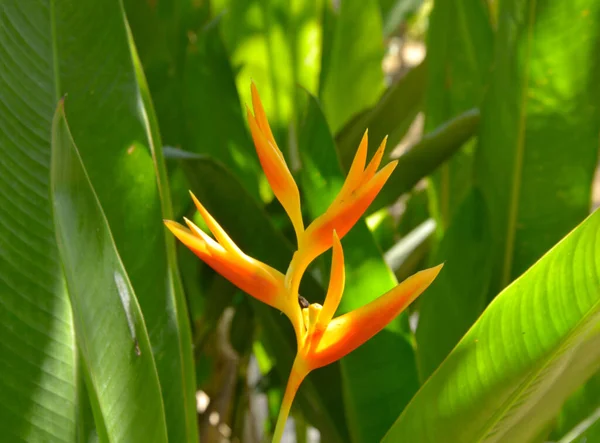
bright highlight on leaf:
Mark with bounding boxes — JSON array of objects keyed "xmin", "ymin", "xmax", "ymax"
[{"xmin": 164, "ymin": 83, "xmax": 442, "ymax": 443}]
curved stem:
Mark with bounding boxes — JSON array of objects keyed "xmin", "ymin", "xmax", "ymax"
[{"xmin": 272, "ymin": 357, "xmax": 309, "ymax": 443}]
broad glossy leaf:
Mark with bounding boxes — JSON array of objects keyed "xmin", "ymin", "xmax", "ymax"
[
  {"xmin": 299, "ymin": 95, "xmax": 419, "ymax": 442},
  {"xmin": 1, "ymin": 4, "xmax": 76, "ymax": 438},
  {"xmin": 384, "ymin": 208, "xmax": 600, "ymax": 443},
  {"xmin": 178, "ymin": 156, "xmax": 349, "ymax": 442},
  {"xmin": 415, "ymin": 190, "xmax": 492, "ymax": 381},
  {"xmin": 369, "ymin": 109, "xmax": 480, "ymax": 214},
  {"xmin": 51, "ymin": 104, "xmax": 168, "ymax": 443},
  {"xmin": 0, "ymin": 2, "xmax": 197, "ymax": 440},
  {"xmin": 426, "ymin": 0, "xmax": 493, "ymax": 230},
  {"xmin": 320, "ymin": 0, "xmax": 385, "ymax": 134},
  {"xmin": 336, "ymin": 61, "xmax": 427, "ymax": 171},
  {"xmin": 475, "ymin": 0, "xmax": 600, "ymax": 295}
]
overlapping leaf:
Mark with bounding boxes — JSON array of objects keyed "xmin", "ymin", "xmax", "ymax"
[
  {"xmin": 0, "ymin": 1, "xmax": 197, "ymax": 440},
  {"xmin": 384, "ymin": 208, "xmax": 600, "ymax": 443},
  {"xmin": 476, "ymin": 0, "xmax": 600, "ymax": 295},
  {"xmin": 51, "ymin": 105, "xmax": 168, "ymax": 443}
]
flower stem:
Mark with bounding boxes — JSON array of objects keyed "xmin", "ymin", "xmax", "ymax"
[{"xmin": 272, "ymin": 357, "xmax": 308, "ymax": 443}]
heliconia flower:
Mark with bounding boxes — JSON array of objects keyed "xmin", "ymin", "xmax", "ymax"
[
  {"xmin": 246, "ymin": 83, "xmax": 304, "ymax": 243},
  {"xmin": 247, "ymin": 83, "xmax": 398, "ymax": 300},
  {"xmin": 163, "ymin": 192, "xmax": 304, "ymax": 342},
  {"xmin": 271, "ymin": 231, "xmax": 443, "ymax": 442},
  {"xmin": 286, "ymin": 131, "xmax": 398, "ymax": 297},
  {"xmin": 163, "ymin": 82, "xmax": 443, "ymax": 443}
]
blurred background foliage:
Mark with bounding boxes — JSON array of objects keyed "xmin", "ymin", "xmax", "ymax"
[{"xmin": 2, "ymin": 0, "xmax": 600, "ymax": 442}]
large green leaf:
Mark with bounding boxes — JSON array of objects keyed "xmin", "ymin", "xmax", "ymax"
[
  {"xmin": 415, "ymin": 190, "xmax": 492, "ymax": 381},
  {"xmin": 320, "ymin": 0, "xmax": 386, "ymax": 134},
  {"xmin": 475, "ymin": 0, "xmax": 600, "ymax": 295},
  {"xmin": 51, "ymin": 104, "xmax": 168, "ymax": 442},
  {"xmin": 0, "ymin": 1, "xmax": 197, "ymax": 441},
  {"xmin": 425, "ymin": 0, "xmax": 493, "ymax": 230},
  {"xmin": 384, "ymin": 208, "xmax": 600, "ymax": 442},
  {"xmin": 298, "ymin": 95, "xmax": 419, "ymax": 442},
  {"xmin": 178, "ymin": 155, "xmax": 349, "ymax": 442},
  {"xmin": 336, "ymin": 61, "xmax": 427, "ymax": 171}
]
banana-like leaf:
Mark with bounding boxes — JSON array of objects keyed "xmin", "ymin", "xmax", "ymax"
[
  {"xmin": 179, "ymin": 156, "xmax": 350, "ymax": 442},
  {"xmin": 425, "ymin": 0, "xmax": 493, "ymax": 230},
  {"xmin": 415, "ymin": 190, "xmax": 492, "ymax": 381},
  {"xmin": 0, "ymin": 2, "xmax": 197, "ymax": 441},
  {"xmin": 51, "ymin": 104, "xmax": 168, "ymax": 442},
  {"xmin": 320, "ymin": 0, "xmax": 385, "ymax": 134},
  {"xmin": 384, "ymin": 208, "xmax": 600, "ymax": 443},
  {"xmin": 476, "ymin": 0, "xmax": 600, "ymax": 295},
  {"xmin": 299, "ymin": 94, "xmax": 419, "ymax": 442}
]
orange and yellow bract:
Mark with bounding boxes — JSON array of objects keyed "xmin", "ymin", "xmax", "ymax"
[{"xmin": 164, "ymin": 83, "xmax": 442, "ymax": 443}]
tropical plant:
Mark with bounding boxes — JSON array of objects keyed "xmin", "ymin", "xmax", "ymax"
[{"xmin": 1, "ymin": 0, "xmax": 599, "ymax": 442}]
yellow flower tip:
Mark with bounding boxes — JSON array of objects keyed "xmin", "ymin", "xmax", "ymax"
[
  {"xmin": 247, "ymin": 89, "xmax": 304, "ymax": 242},
  {"xmin": 164, "ymin": 219, "xmax": 211, "ymax": 256},
  {"xmin": 309, "ymin": 264, "xmax": 443, "ymax": 369},
  {"xmin": 187, "ymin": 193, "xmax": 244, "ymax": 254},
  {"xmin": 361, "ymin": 136, "xmax": 389, "ymax": 185},
  {"xmin": 250, "ymin": 82, "xmax": 278, "ymax": 148},
  {"xmin": 302, "ymin": 158, "xmax": 397, "ymax": 261},
  {"xmin": 339, "ymin": 129, "xmax": 369, "ymax": 200}
]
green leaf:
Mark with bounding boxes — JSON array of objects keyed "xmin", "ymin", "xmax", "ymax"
[
  {"xmin": 336, "ymin": 61, "xmax": 427, "ymax": 171},
  {"xmin": 385, "ymin": 219, "xmax": 435, "ymax": 283},
  {"xmin": 0, "ymin": 2, "xmax": 197, "ymax": 440},
  {"xmin": 51, "ymin": 103, "xmax": 168, "ymax": 442},
  {"xmin": 298, "ymin": 94, "xmax": 419, "ymax": 442},
  {"xmin": 320, "ymin": 0, "xmax": 386, "ymax": 133},
  {"xmin": 183, "ymin": 20, "xmax": 264, "ymax": 201},
  {"xmin": 475, "ymin": 0, "xmax": 600, "ymax": 295},
  {"xmin": 369, "ymin": 109, "xmax": 480, "ymax": 214},
  {"xmin": 212, "ymin": 0, "xmax": 323, "ymax": 152},
  {"xmin": 415, "ymin": 190, "xmax": 492, "ymax": 381},
  {"xmin": 383, "ymin": 208, "xmax": 600, "ymax": 443},
  {"xmin": 558, "ymin": 407, "xmax": 600, "ymax": 443},
  {"xmin": 178, "ymin": 156, "xmax": 349, "ymax": 442},
  {"xmin": 551, "ymin": 372, "xmax": 600, "ymax": 441},
  {"xmin": 426, "ymin": 0, "xmax": 493, "ymax": 230},
  {"xmin": 124, "ymin": 0, "xmax": 209, "ymax": 147},
  {"xmin": 0, "ymin": 4, "xmax": 76, "ymax": 439}
]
